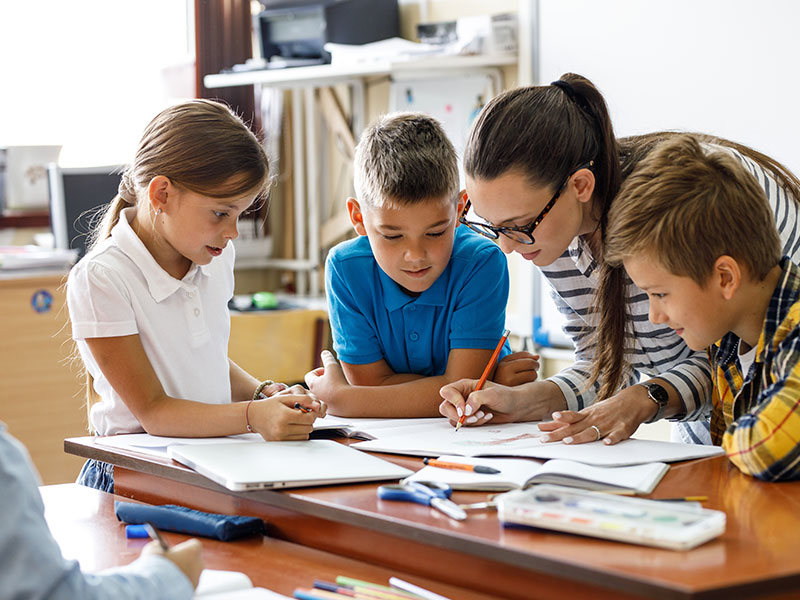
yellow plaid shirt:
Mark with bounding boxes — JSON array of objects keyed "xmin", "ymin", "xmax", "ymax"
[{"xmin": 709, "ymin": 258, "xmax": 800, "ymax": 481}]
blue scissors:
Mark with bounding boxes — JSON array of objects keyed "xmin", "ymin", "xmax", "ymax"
[{"xmin": 377, "ymin": 481, "xmax": 467, "ymax": 521}]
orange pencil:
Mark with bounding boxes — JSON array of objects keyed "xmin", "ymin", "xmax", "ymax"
[{"xmin": 455, "ymin": 328, "xmax": 509, "ymax": 432}]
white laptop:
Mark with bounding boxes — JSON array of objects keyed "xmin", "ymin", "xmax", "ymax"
[{"xmin": 168, "ymin": 439, "xmax": 412, "ymax": 491}]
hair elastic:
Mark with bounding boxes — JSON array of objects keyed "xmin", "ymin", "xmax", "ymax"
[{"xmin": 551, "ymin": 80, "xmax": 594, "ymax": 117}]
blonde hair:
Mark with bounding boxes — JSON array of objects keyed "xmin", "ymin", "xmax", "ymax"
[
  {"xmin": 81, "ymin": 99, "xmax": 271, "ymax": 429},
  {"xmin": 354, "ymin": 112, "xmax": 459, "ymax": 209},
  {"xmin": 88, "ymin": 99, "xmax": 271, "ymax": 250}
]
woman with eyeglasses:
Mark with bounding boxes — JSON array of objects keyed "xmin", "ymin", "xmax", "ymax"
[{"xmin": 439, "ymin": 72, "xmax": 800, "ymax": 445}]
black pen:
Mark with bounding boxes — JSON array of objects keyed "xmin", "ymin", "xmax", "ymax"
[{"xmin": 143, "ymin": 522, "xmax": 169, "ymax": 551}]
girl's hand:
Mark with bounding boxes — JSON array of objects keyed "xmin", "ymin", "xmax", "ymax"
[
  {"xmin": 304, "ymin": 350, "xmax": 350, "ymax": 405},
  {"xmin": 494, "ymin": 352, "xmax": 540, "ymax": 386},
  {"xmin": 249, "ymin": 387, "xmax": 323, "ymax": 441},
  {"xmin": 142, "ymin": 538, "xmax": 203, "ymax": 589}
]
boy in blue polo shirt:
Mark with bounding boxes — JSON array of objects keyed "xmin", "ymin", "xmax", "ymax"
[{"xmin": 305, "ymin": 112, "xmax": 539, "ymax": 417}]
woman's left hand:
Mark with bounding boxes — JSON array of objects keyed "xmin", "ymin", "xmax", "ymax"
[{"xmin": 538, "ymin": 386, "xmax": 657, "ymax": 445}]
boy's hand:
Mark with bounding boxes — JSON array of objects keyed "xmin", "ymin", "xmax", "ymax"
[
  {"xmin": 250, "ymin": 387, "xmax": 324, "ymax": 441},
  {"xmin": 142, "ymin": 538, "xmax": 203, "ymax": 589},
  {"xmin": 494, "ymin": 352, "xmax": 540, "ymax": 386},
  {"xmin": 304, "ymin": 350, "xmax": 350, "ymax": 404}
]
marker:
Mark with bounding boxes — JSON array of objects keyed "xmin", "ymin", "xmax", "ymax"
[
  {"xmin": 423, "ymin": 457, "xmax": 500, "ymax": 474},
  {"xmin": 294, "ymin": 402, "xmax": 312, "ymax": 413},
  {"xmin": 143, "ymin": 522, "xmax": 169, "ymax": 551},
  {"xmin": 654, "ymin": 496, "xmax": 708, "ymax": 502},
  {"xmin": 455, "ymin": 328, "xmax": 509, "ymax": 431}
]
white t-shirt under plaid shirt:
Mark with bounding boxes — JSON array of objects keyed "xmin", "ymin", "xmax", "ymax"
[{"xmin": 538, "ymin": 143, "xmax": 800, "ymax": 444}]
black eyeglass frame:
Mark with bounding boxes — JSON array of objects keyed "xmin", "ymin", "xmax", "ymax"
[{"xmin": 459, "ymin": 161, "xmax": 594, "ymax": 245}]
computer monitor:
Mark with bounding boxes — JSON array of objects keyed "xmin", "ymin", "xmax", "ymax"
[{"xmin": 48, "ymin": 164, "xmax": 123, "ymax": 258}]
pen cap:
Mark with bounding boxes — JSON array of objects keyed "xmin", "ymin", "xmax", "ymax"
[{"xmin": 125, "ymin": 524, "xmax": 150, "ymax": 539}]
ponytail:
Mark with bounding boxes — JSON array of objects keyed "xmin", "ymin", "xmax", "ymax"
[{"xmin": 86, "ymin": 169, "xmax": 136, "ymax": 252}]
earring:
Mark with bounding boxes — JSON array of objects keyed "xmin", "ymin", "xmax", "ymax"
[{"xmin": 155, "ymin": 208, "xmax": 162, "ymax": 215}]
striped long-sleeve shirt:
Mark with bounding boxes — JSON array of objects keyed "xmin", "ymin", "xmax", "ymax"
[
  {"xmin": 709, "ymin": 258, "xmax": 800, "ymax": 481},
  {"xmin": 539, "ymin": 143, "xmax": 800, "ymax": 444}
]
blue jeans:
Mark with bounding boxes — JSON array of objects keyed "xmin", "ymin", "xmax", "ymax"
[{"xmin": 77, "ymin": 459, "xmax": 114, "ymax": 493}]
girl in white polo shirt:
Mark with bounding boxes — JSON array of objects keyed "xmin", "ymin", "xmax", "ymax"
[{"xmin": 67, "ymin": 100, "xmax": 324, "ymax": 492}]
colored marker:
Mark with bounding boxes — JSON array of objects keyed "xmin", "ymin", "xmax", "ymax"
[
  {"xmin": 423, "ymin": 457, "xmax": 500, "ymax": 474},
  {"xmin": 455, "ymin": 329, "xmax": 509, "ymax": 431}
]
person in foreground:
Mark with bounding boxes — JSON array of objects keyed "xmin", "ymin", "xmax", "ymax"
[
  {"xmin": 67, "ymin": 100, "xmax": 323, "ymax": 493},
  {"xmin": 603, "ymin": 135, "xmax": 800, "ymax": 480},
  {"xmin": 438, "ymin": 73, "xmax": 800, "ymax": 443},
  {"xmin": 305, "ymin": 112, "xmax": 538, "ymax": 417},
  {"xmin": 0, "ymin": 424, "xmax": 202, "ymax": 598}
]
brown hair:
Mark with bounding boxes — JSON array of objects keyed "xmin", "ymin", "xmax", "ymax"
[
  {"xmin": 354, "ymin": 112, "xmax": 459, "ymax": 208},
  {"xmin": 606, "ymin": 134, "xmax": 782, "ymax": 283},
  {"xmin": 593, "ymin": 132, "xmax": 800, "ymax": 400},
  {"xmin": 464, "ymin": 73, "xmax": 621, "ymax": 234},
  {"xmin": 88, "ymin": 99, "xmax": 271, "ymax": 250}
]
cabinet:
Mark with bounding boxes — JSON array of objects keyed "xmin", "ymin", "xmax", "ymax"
[
  {"xmin": 228, "ymin": 308, "xmax": 329, "ymax": 385},
  {"xmin": 0, "ymin": 272, "xmax": 87, "ymax": 484}
]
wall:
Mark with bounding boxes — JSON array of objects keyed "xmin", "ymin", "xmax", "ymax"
[{"xmin": 529, "ymin": 0, "xmax": 800, "ymax": 348}]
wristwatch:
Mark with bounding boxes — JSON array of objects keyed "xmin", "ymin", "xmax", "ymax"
[{"xmin": 641, "ymin": 381, "xmax": 669, "ymax": 424}]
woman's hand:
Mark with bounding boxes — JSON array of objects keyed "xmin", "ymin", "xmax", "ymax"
[
  {"xmin": 438, "ymin": 379, "xmax": 563, "ymax": 428},
  {"xmin": 538, "ymin": 385, "xmax": 658, "ymax": 445},
  {"xmin": 493, "ymin": 351, "xmax": 540, "ymax": 386}
]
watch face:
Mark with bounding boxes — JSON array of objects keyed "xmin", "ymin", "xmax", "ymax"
[{"xmin": 647, "ymin": 384, "xmax": 669, "ymax": 405}]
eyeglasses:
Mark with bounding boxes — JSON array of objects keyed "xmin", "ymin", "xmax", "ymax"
[{"xmin": 459, "ymin": 161, "xmax": 594, "ymax": 245}]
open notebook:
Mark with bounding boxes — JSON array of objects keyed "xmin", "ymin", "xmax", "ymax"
[
  {"xmin": 169, "ymin": 439, "xmax": 412, "ymax": 491},
  {"xmin": 195, "ymin": 569, "xmax": 290, "ymax": 599},
  {"xmin": 352, "ymin": 421, "xmax": 725, "ymax": 467},
  {"xmin": 404, "ymin": 455, "xmax": 669, "ymax": 494}
]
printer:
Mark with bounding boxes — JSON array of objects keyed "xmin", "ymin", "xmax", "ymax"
[{"xmin": 257, "ymin": 0, "xmax": 399, "ymax": 65}]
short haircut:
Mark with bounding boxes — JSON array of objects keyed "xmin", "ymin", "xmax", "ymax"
[
  {"xmin": 605, "ymin": 133, "xmax": 781, "ymax": 285},
  {"xmin": 353, "ymin": 112, "xmax": 459, "ymax": 209}
]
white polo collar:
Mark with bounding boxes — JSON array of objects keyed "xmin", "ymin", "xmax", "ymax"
[{"xmin": 111, "ymin": 207, "xmax": 208, "ymax": 303}]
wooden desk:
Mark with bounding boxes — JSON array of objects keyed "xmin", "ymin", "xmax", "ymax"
[
  {"xmin": 65, "ymin": 437, "xmax": 800, "ymax": 600},
  {"xmin": 41, "ymin": 483, "xmax": 495, "ymax": 599}
]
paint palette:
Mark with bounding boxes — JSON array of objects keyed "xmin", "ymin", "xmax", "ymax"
[{"xmin": 496, "ymin": 484, "xmax": 725, "ymax": 550}]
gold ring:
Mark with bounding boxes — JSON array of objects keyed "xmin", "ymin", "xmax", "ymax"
[{"xmin": 589, "ymin": 425, "xmax": 601, "ymax": 441}]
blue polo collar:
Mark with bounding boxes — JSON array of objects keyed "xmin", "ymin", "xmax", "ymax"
[{"xmin": 379, "ymin": 264, "xmax": 449, "ymax": 312}]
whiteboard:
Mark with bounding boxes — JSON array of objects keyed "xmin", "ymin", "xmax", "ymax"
[{"xmin": 531, "ymin": 0, "xmax": 800, "ymax": 347}]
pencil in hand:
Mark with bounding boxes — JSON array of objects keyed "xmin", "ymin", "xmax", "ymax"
[
  {"xmin": 455, "ymin": 328, "xmax": 510, "ymax": 432},
  {"xmin": 294, "ymin": 402, "xmax": 312, "ymax": 413}
]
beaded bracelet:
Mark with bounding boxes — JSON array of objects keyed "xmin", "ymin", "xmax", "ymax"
[
  {"xmin": 252, "ymin": 380, "xmax": 275, "ymax": 401},
  {"xmin": 246, "ymin": 380, "xmax": 275, "ymax": 433}
]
